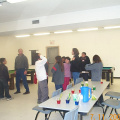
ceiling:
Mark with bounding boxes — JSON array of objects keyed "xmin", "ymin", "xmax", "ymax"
[
  {"xmin": 0, "ymin": 0, "xmax": 120, "ymax": 36},
  {"xmin": 0, "ymin": 0, "xmax": 120, "ymax": 23}
]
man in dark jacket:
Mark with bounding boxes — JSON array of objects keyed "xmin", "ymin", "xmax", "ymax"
[
  {"xmin": 14, "ymin": 49, "xmax": 30, "ymax": 94},
  {"xmin": 80, "ymin": 52, "xmax": 90, "ymax": 81},
  {"xmin": 0, "ymin": 58, "xmax": 11, "ymax": 100}
]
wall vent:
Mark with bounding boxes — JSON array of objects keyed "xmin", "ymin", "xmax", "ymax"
[{"xmin": 32, "ymin": 20, "xmax": 39, "ymax": 24}]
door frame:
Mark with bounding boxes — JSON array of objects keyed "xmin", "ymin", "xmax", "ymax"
[{"xmin": 46, "ymin": 46, "xmax": 60, "ymax": 57}]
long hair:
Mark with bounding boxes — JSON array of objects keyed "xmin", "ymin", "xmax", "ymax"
[
  {"xmin": 55, "ymin": 56, "xmax": 64, "ymax": 72},
  {"xmin": 93, "ymin": 55, "xmax": 102, "ymax": 63},
  {"xmin": 72, "ymin": 48, "xmax": 79, "ymax": 56}
]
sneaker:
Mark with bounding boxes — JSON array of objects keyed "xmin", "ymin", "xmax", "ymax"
[
  {"xmin": 14, "ymin": 91, "xmax": 21, "ymax": 94},
  {"xmin": 23, "ymin": 91, "xmax": 30, "ymax": 95},
  {"xmin": 6, "ymin": 97, "xmax": 13, "ymax": 101}
]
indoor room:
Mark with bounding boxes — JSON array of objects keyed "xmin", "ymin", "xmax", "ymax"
[{"xmin": 0, "ymin": 0, "xmax": 120, "ymax": 120}]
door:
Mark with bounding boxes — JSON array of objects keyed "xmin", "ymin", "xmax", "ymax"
[{"xmin": 47, "ymin": 46, "xmax": 59, "ymax": 76}]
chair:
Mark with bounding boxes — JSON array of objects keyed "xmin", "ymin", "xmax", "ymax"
[
  {"xmin": 32, "ymin": 88, "xmax": 62, "ymax": 120},
  {"xmin": 75, "ymin": 78, "xmax": 83, "ymax": 85},
  {"xmin": 64, "ymin": 107, "xmax": 78, "ymax": 120},
  {"xmin": 105, "ymin": 91, "xmax": 120, "ymax": 100},
  {"xmin": 52, "ymin": 88, "xmax": 62, "ymax": 97},
  {"xmin": 66, "ymin": 83, "xmax": 72, "ymax": 90},
  {"xmin": 102, "ymin": 99, "xmax": 120, "ymax": 119}
]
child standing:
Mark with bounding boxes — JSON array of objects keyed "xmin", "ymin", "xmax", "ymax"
[
  {"xmin": 51, "ymin": 56, "xmax": 64, "ymax": 90},
  {"xmin": 0, "ymin": 58, "xmax": 12, "ymax": 100},
  {"xmin": 63, "ymin": 57, "xmax": 71, "ymax": 91},
  {"xmin": 35, "ymin": 53, "xmax": 48, "ymax": 104}
]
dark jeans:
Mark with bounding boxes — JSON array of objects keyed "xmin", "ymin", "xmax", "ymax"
[
  {"xmin": 55, "ymin": 84, "xmax": 63, "ymax": 91},
  {"xmin": 72, "ymin": 72, "xmax": 80, "ymax": 84},
  {"xmin": 16, "ymin": 69, "xmax": 29, "ymax": 92},
  {"xmin": 80, "ymin": 73, "xmax": 89, "ymax": 81},
  {"xmin": 0, "ymin": 78, "xmax": 11, "ymax": 98}
]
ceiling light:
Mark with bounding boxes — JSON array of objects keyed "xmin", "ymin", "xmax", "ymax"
[
  {"xmin": 54, "ymin": 30, "xmax": 73, "ymax": 34},
  {"xmin": 104, "ymin": 26, "xmax": 120, "ymax": 29},
  {"xmin": 16, "ymin": 35, "xmax": 30, "ymax": 38},
  {"xmin": 7, "ymin": 0, "xmax": 27, "ymax": 3},
  {"xmin": 33, "ymin": 33, "xmax": 50, "ymax": 36},
  {"xmin": 77, "ymin": 28, "xmax": 98, "ymax": 32}
]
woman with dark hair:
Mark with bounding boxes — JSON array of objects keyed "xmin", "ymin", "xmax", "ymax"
[
  {"xmin": 85, "ymin": 55, "xmax": 103, "ymax": 104},
  {"xmin": 51, "ymin": 56, "xmax": 64, "ymax": 90},
  {"xmin": 71, "ymin": 48, "xmax": 81, "ymax": 84},
  {"xmin": 0, "ymin": 58, "xmax": 12, "ymax": 100},
  {"xmin": 85, "ymin": 55, "xmax": 103, "ymax": 81}
]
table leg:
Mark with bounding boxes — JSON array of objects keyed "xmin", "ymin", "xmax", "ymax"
[
  {"xmin": 106, "ymin": 72, "xmax": 110, "ymax": 88},
  {"xmin": 111, "ymin": 72, "xmax": 113, "ymax": 84},
  {"xmin": 31, "ymin": 72, "xmax": 34, "ymax": 83},
  {"xmin": 80, "ymin": 114, "xmax": 83, "ymax": 120},
  {"xmin": 9, "ymin": 74, "xmax": 15, "ymax": 90}
]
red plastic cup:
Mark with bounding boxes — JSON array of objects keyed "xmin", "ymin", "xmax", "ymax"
[
  {"xmin": 71, "ymin": 90, "xmax": 75, "ymax": 94},
  {"xmin": 57, "ymin": 100, "xmax": 61, "ymax": 104},
  {"xmin": 79, "ymin": 89, "xmax": 81, "ymax": 93},
  {"xmin": 101, "ymin": 81, "xmax": 103, "ymax": 84}
]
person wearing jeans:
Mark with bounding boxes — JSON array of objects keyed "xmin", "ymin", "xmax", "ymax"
[
  {"xmin": 14, "ymin": 49, "xmax": 30, "ymax": 95},
  {"xmin": 71, "ymin": 48, "xmax": 81, "ymax": 84}
]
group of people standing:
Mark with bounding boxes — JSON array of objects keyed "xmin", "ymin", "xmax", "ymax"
[
  {"xmin": 0, "ymin": 48, "xmax": 103, "ymax": 104},
  {"xmin": 51, "ymin": 48, "xmax": 103, "ymax": 91}
]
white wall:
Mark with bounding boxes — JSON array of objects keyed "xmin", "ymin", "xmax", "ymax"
[{"xmin": 0, "ymin": 29, "xmax": 120, "ymax": 77}]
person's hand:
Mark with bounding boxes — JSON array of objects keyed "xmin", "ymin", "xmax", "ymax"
[
  {"xmin": 24, "ymin": 70, "xmax": 27, "ymax": 75},
  {"xmin": 14, "ymin": 71, "xmax": 16, "ymax": 74},
  {"xmin": 8, "ymin": 81, "xmax": 10, "ymax": 86},
  {"xmin": 72, "ymin": 57, "xmax": 75, "ymax": 61}
]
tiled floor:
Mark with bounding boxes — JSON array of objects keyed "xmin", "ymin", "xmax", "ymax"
[{"xmin": 0, "ymin": 78, "xmax": 120, "ymax": 120}]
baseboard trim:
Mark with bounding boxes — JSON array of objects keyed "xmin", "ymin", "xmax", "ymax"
[{"xmin": 114, "ymin": 77, "xmax": 120, "ymax": 79}]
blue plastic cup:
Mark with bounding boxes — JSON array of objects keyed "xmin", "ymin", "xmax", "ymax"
[
  {"xmin": 75, "ymin": 101, "xmax": 79, "ymax": 105},
  {"xmin": 66, "ymin": 99, "xmax": 70, "ymax": 104}
]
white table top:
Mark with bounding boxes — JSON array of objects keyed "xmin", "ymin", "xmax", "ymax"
[{"xmin": 38, "ymin": 81, "xmax": 109, "ymax": 114}]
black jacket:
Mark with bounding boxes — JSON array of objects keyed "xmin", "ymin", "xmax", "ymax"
[
  {"xmin": 0, "ymin": 64, "xmax": 10, "ymax": 81},
  {"xmin": 80, "ymin": 56, "xmax": 90, "ymax": 71},
  {"xmin": 70, "ymin": 55, "xmax": 81, "ymax": 72}
]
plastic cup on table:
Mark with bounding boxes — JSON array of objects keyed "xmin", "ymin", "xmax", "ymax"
[
  {"xmin": 75, "ymin": 101, "xmax": 79, "ymax": 105},
  {"xmin": 81, "ymin": 83, "xmax": 84, "ymax": 87},
  {"xmin": 85, "ymin": 82, "xmax": 88, "ymax": 86},
  {"xmin": 101, "ymin": 81, "xmax": 103, "ymax": 84},
  {"xmin": 57, "ymin": 98, "xmax": 61, "ymax": 104},
  {"xmin": 73, "ymin": 94, "xmax": 77, "ymax": 101},
  {"xmin": 93, "ymin": 86, "xmax": 96, "ymax": 90},
  {"xmin": 71, "ymin": 89, "xmax": 75, "ymax": 94},
  {"xmin": 66, "ymin": 99, "xmax": 70, "ymax": 104}
]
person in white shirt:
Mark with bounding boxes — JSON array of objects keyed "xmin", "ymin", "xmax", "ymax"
[{"xmin": 35, "ymin": 53, "xmax": 48, "ymax": 104}]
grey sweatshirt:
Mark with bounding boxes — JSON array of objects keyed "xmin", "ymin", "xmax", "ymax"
[
  {"xmin": 51, "ymin": 63, "xmax": 64, "ymax": 85},
  {"xmin": 15, "ymin": 54, "xmax": 28, "ymax": 70},
  {"xmin": 85, "ymin": 62, "xmax": 103, "ymax": 81}
]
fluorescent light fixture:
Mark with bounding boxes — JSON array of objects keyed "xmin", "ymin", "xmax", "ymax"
[
  {"xmin": 54, "ymin": 30, "xmax": 73, "ymax": 34},
  {"xmin": 104, "ymin": 26, "xmax": 120, "ymax": 29},
  {"xmin": 16, "ymin": 35, "xmax": 30, "ymax": 38},
  {"xmin": 34, "ymin": 33, "xmax": 50, "ymax": 36},
  {"xmin": 77, "ymin": 28, "xmax": 98, "ymax": 32},
  {"xmin": 7, "ymin": 0, "xmax": 27, "ymax": 3}
]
